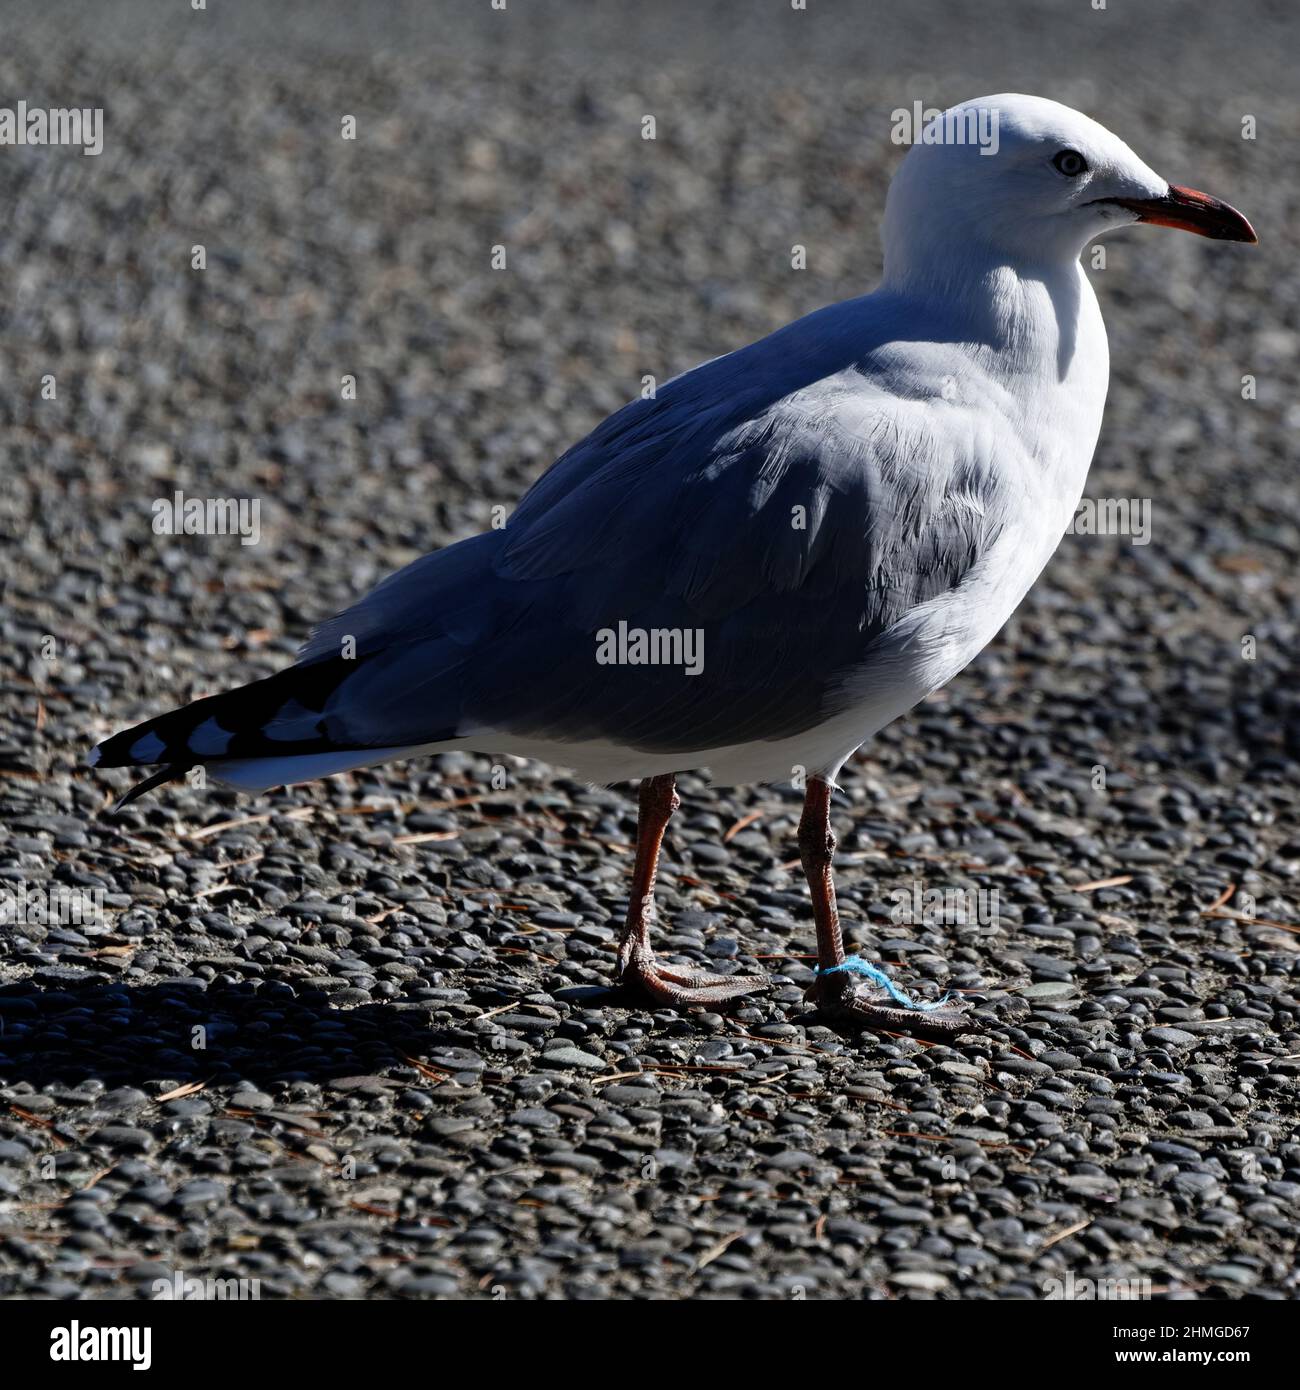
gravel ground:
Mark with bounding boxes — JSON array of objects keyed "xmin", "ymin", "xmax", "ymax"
[{"xmin": 2, "ymin": 0, "xmax": 1298, "ymax": 1301}]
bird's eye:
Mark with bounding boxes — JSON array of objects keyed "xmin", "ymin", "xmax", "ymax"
[{"xmin": 1052, "ymin": 149, "xmax": 1087, "ymax": 177}]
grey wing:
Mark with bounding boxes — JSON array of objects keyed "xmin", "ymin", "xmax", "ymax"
[{"xmin": 290, "ymin": 370, "xmax": 1011, "ymax": 756}]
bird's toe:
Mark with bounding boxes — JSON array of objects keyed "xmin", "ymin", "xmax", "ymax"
[
  {"xmin": 811, "ymin": 966, "xmax": 977, "ymax": 1039},
  {"xmin": 620, "ymin": 950, "xmax": 769, "ymax": 1008}
]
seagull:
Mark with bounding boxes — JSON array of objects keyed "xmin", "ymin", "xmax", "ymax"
[{"xmin": 89, "ymin": 95, "xmax": 1255, "ymax": 1037}]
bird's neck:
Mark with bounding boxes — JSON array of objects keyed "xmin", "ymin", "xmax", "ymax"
[
  {"xmin": 877, "ymin": 253, "xmax": 1109, "ymax": 536},
  {"xmin": 883, "ymin": 253, "xmax": 1095, "ymax": 383}
]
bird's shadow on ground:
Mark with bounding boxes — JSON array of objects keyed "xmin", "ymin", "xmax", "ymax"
[{"xmin": 0, "ymin": 978, "xmax": 482, "ymax": 1090}]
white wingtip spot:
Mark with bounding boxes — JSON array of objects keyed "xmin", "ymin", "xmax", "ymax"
[
  {"xmin": 129, "ymin": 731, "xmax": 167, "ymax": 762},
  {"xmin": 189, "ymin": 717, "xmax": 234, "ymax": 756},
  {"xmin": 86, "ymin": 744, "xmax": 101, "ymax": 768}
]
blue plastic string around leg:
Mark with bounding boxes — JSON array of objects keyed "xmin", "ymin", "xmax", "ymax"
[{"xmin": 820, "ymin": 956, "xmax": 955, "ymax": 1011}]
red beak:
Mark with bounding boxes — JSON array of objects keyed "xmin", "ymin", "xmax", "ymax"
[{"xmin": 1108, "ymin": 184, "xmax": 1258, "ymax": 244}]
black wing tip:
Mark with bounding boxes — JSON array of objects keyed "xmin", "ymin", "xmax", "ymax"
[
  {"xmin": 105, "ymin": 764, "xmax": 190, "ymax": 815},
  {"xmin": 87, "ymin": 726, "xmax": 156, "ymax": 770}
]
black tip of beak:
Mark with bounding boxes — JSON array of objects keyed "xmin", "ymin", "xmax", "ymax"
[{"xmin": 1111, "ymin": 184, "xmax": 1258, "ymax": 244}]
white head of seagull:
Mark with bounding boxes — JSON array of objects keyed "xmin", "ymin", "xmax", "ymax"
[{"xmin": 882, "ymin": 94, "xmax": 1256, "ymax": 292}]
